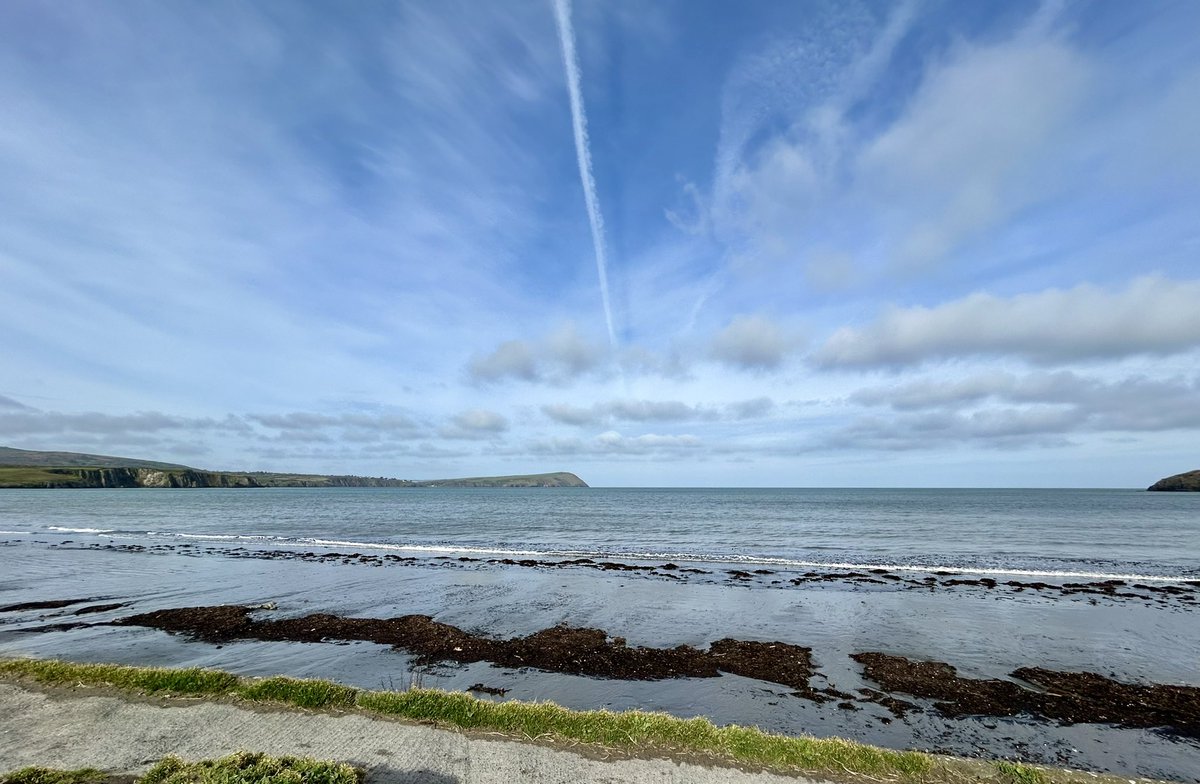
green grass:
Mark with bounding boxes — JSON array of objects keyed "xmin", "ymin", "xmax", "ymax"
[
  {"xmin": 0, "ymin": 658, "xmax": 1150, "ymax": 784},
  {"xmin": 0, "ymin": 768, "xmax": 109, "ymax": 784},
  {"xmin": 0, "ymin": 467, "xmax": 85, "ymax": 488},
  {"xmin": 0, "ymin": 660, "xmax": 238, "ymax": 695},
  {"xmin": 1, "ymin": 754, "xmax": 357, "ymax": 784},
  {"xmin": 996, "ymin": 761, "xmax": 1050, "ymax": 784},
  {"xmin": 139, "ymin": 753, "xmax": 359, "ymax": 784},
  {"xmin": 235, "ymin": 677, "xmax": 356, "ymax": 709},
  {"xmin": 0, "ymin": 658, "xmax": 928, "ymax": 779}
]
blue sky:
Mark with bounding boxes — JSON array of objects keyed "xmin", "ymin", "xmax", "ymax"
[{"xmin": 2, "ymin": 0, "xmax": 1199, "ymax": 486}]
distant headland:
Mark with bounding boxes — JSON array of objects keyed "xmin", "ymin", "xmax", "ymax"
[
  {"xmin": 0, "ymin": 447, "xmax": 587, "ymax": 489},
  {"xmin": 1146, "ymin": 469, "xmax": 1200, "ymax": 491}
]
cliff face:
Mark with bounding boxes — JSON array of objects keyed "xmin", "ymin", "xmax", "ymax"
[
  {"xmin": 30, "ymin": 468, "xmax": 263, "ymax": 489},
  {"xmin": 1147, "ymin": 470, "xmax": 1200, "ymax": 491}
]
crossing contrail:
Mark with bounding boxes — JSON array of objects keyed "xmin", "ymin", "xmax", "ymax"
[{"xmin": 552, "ymin": 0, "xmax": 617, "ymax": 350}]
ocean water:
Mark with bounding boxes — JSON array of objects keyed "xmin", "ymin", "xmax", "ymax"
[
  {"xmin": 1, "ymin": 487, "xmax": 1198, "ymax": 780},
  {"xmin": 2, "ymin": 487, "xmax": 1197, "ymax": 579}
]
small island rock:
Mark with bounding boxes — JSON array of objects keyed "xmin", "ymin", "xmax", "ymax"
[{"xmin": 1147, "ymin": 470, "xmax": 1200, "ymax": 491}]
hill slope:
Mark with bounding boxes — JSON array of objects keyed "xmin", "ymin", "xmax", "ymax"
[{"xmin": 0, "ymin": 446, "xmax": 191, "ymax": 470}]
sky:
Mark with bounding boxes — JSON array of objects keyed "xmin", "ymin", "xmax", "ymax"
[{"xmin": 2, "ymin": 0, "xmax": 1199, "ymax": 487}]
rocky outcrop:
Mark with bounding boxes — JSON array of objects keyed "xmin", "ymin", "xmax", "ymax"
[{"xmin": 1147, "ymin": 470, "xmax": 1200, "ymax": 491}]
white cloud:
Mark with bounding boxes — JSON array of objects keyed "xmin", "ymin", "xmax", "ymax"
[
  {"xmin": 440, "ymin": 408, "xmax": 509, "ymax": 440},
  {"xmin": 468, "ymin": 322, "xmax": 606, "ymax": 384},
  {"xmin": 709, "ymin": 315, "xmax": 798, "ymax": 370},
  {"xmin": 541, "ymin": 403, "xmax": 600, "ymax": 426},
  {"xmin": 859, "ymin": 38, "xmax": 1090, "ymax": 269},
  {"xmin": 727, "ymin": 396, "xmax": 775, "ymax": 420},
  {"xmin": 0, "ymin": 410, "xmax": 248, "ymax": 439},
  {"xmin": 526, "ymin": 430, "xmax": 703, "ymax": 457},
  {"xmin": 824, "ymin": 370, "xmax": 1200, "ymax": 452},
  {"xmin": 468, "ymin": 341, "xmax": 540, "ymax": 383},
  {"xmin": 816, "ymin": 276, "xmax": 1200, "ymax": 367},
  {"xmin": 541, "ymin": 397, "xmax": 776, "ymax": 426}
]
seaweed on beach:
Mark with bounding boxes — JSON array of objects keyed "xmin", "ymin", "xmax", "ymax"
[
  {"xmin": 852, "ymin": 652, "xmax": 1200, "ymax": 738},
  {"xmin": 115, "ymin": 604, "xmax": 820, "ymax": 692}
]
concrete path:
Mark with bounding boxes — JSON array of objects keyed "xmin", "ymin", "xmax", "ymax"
[{"xmin": 0, "ymin": 684, "xmax": 815, "ymax": 784}]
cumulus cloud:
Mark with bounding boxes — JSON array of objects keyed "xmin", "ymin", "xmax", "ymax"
[
  {"xmin": 709, "ymin": 315, "xmax": 798, "ymax": 370},
  {"xmin": 541, "ymin": 403, "xmax": 599, "ymax": 426},
  {"xmin": 246, "ymin": 411, "xmax": 422, "ymax": 445},
  {"xmin": 468, "ymin": 322, "xmax": 606, "ymax": 384},
  {"xmin": 0, "ymin": 406, "xmax": 431, "ymax": 457},
  {"xmin": 816, "ymin": 276, "xmax": 1200, "ymax": 367},
  {"xmin": 440, "ymin": 408, "xmax": 509, "ymax": 439},
  {"xmin": 0, "ymin": 410, "xmax": 248, "ymax": 438},
  {"xmin": 825, "ymin": 371, "xmax": 1200, "ymax": 452},
  {"xmin": 249, "ymin": 412, "xmax": 417, "ymax": 431},
  {"xmin": 727, "ymin": 396, "xmax": 775, "ymax": 419},
  {"xmin": 526, "ymin": 430, "xmax": 702, "ymax": 457},
  {"xmin": 468, "ymin": 341, "xmax": 539, "ymax": 382},
  {"xmin": 541, "ymin": 400, "xmax": 701, "ymax": 426},
  {"xmin": 541, "ymin": 397, "xmax": 775, "ymax": 427}
]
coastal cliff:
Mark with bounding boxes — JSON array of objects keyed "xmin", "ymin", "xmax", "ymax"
[
  {"xmin": 0, "ymin": 447, "xmax": 588, "ymax": 489},
  {"xmin": 1147, "ymin": 470, "xmax": 1200, "ymax": 491},
  {"xmin": 0, "ymin": 467, "xmax": 263, "ymax": 489}
]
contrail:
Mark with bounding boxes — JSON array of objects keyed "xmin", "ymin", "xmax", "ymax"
[{"xmin": 552, "ymin": 0, "xmax": 617, "ymax": 350}]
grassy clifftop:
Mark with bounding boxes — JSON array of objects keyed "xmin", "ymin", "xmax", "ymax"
[{"xmin": 0, "ymin": 447, "xmax": 189, "ymax": 470}]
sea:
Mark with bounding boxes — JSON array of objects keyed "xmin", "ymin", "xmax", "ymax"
[{"xmin": 1, "ymin": 488, "xmax": 1197, "ymax": 780}]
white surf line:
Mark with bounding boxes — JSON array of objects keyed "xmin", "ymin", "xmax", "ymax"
[
  {"xmin": 90, "ymin": 530, "xmax": 1194, "ymax": 583},
  {"xmin": 48, "ymin": 526, "xmax": 114, "ymax": 534},
  {"xmin": 553, "ymin": 0, "xmax": 617, "ymax": 349}
]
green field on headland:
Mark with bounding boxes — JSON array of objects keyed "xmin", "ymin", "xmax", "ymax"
[{"xmin": 0, "ymin": 447, "xmax": 586, "ymax": 489}]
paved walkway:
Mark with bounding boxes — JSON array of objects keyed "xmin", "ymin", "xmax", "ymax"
[{"xmin": 0, "ymin": 684, "xmax": 814, "ymax": 784}]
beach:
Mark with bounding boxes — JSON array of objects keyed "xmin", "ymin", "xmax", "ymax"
[{"xmin": 0, "ymin": 488, "xmax": 1197, "ymax": 781}]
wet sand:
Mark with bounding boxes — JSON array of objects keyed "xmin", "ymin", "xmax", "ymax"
[
  {"xmin": 1, "ymin": 535, "xmax": 1198, "ymax": 781},
  {"xmin": 104, "ymin": 603, "xmax": 1200, "ymax": 740},
  {"xmin": 48, "ymin": 539, "xmax": 1200, "ymax": 608}
]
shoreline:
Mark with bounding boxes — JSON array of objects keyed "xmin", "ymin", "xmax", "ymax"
[
  {"xmin": 0, "ymin": 659, "xmax": 1178, "ymax": 784},
  {"xmin": 8, "ymin": 527, "xmax": 1197, "ymax": 583},
  {"xmin": 32, "ymin": 539, "xmax": 1200, "ymax": 606},
  {"xmin": 21, "ymin": 601, "xmax": 1194, "ymax": 740},
  {"xmin": 3, "ymin": 535, "xmax": 1197, "ymax": 781}
]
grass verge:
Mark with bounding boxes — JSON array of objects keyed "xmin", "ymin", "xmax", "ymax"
[
  {"xmin": 2, "ymin": 753, "xmax": 358, "ymax": 784},
  {"xmin": 0, "ymin": 769, "xmax": 110, "ymax": 784},
  {"xmin": 0, "ymin": 658, "xmax": 1142, "ymax": 784},
  {"xmin": 140, "ymin": 752, "xmax": 359, "ymax": 784},
  {"xmin": 995, "ymin": 761, "xmax": 1050, "ymax": 784}
]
